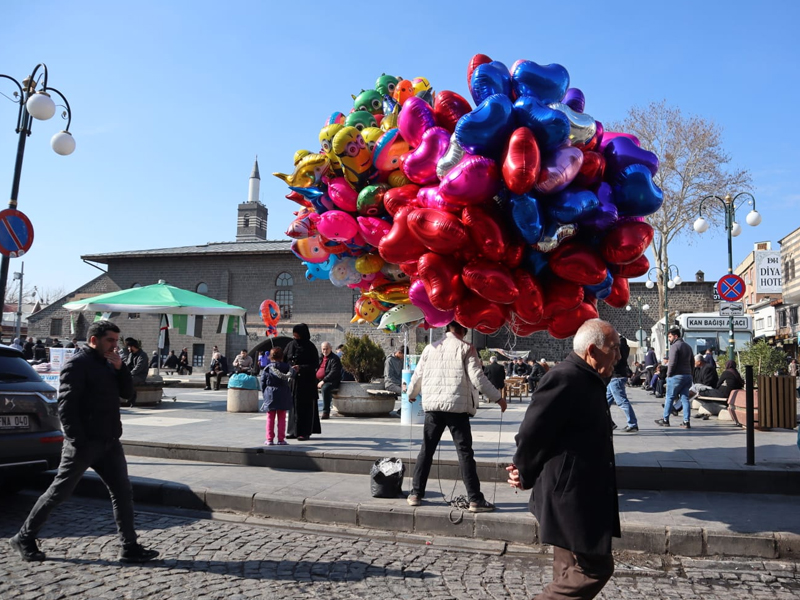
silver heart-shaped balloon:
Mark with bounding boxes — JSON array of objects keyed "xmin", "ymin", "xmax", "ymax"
[
  {"xmin": 533, "ymin": 222, "xmax": 578, "ymax": 253},
  {"xmin": 548, "ymin": 102, "xmax": 597, "ymax": 146},
  {"xmin": 436, "ymin": 133, "xmax": 465, "ymax": 180}
]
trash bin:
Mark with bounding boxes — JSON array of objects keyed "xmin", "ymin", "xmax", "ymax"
[{"xmin": 757, "ymin": 375, "xmax": 797, "ymax": 429}]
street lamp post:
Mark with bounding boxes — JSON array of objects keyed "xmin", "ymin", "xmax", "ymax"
[
  {"xmin": 626, "ymin": 296, "xmax": 650, "ymax": 351},
  {"xmin": 0, "ymin": 64, "xmax": 74, "ymax": 311},
  {"xmin": 646, "ymin": 265, "xmax": 681, "ymax": 359},
  {"xmin": 694, "ymin": 193, "xmax": 761, "ymax": 362}
]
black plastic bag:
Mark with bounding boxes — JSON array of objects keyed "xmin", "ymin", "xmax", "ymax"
[{"xmin": 370, "ymin": 458, "xmax": 404, "ymax": 498}]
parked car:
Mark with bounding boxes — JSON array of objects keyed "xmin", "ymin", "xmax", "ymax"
[{"xmin": 0, "ymin": 345, "xmax": 62, "ymax": 492}]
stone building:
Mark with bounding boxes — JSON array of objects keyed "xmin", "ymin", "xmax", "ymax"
[{"xmin": 777, "ymin": 226, "xmax": 800, "ymax": 356}]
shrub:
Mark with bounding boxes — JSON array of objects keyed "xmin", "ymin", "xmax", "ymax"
[
  {"xmin": 738, "ymin": 340, "xmax": 789, "ymax": 377},
  {"xmin": 340, "ymin": 334, "xmax": 386, "ymax": 383}
]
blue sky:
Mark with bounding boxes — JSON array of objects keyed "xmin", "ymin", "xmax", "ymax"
[{"xmin": 1, "ymin": 0, "xmax": 798, "ymax": 299}]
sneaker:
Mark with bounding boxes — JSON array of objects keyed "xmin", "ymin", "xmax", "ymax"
[
  {"xmin": 264, "ymin": 440, "xmax": 274, "ymax": 446},
  {"xmin": 277, "ymin": 440, "xmax": 289, "ymax": 445},
  {"xmin": 119, "ymin": 543, "xmax": 159, "ymax": 564},
  {"xmin": 407, "ymin": 494, "xmax": 421, "ymax": 507},
  {"xmin": 610, "ymin": 421, "xmax": 618, "ymax": 430},
  {"xmin": 204, "ymin": 387, "xmax": 211, "ymax": 390},
  {"xmin": 654, "ymin": 418, "xmax": 670, "ymax": 427},
  {"xmin": 9, "ymin": 534, "xmax": 45, "ymax": 562},
  {"xmin": 654, "ymin": 393, "xmax": 664, "ymax": 399},
  {"xmin": 469, "ymin": 499, "xmax": 495, "ymax": 513},
  {"xmin": 680, "ymin": 421, "xmax": 691, "ymax": 429},
  {"xmin": 621, "ymin": 425, "xmax": 639, "ymax": 433}
]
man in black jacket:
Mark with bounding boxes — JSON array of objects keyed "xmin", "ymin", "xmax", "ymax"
[
  {"xmin": 507, "ymin": 319, "xmax": 620, "ymax": 599},
  {"xmin": 693, "ymin": 353, "xmax": 719, "ymax": 388},
  {"xmin": 607, "ymin": 337, "xmax": 638, "ymax": 432},
  {"xmin": 484, "ymin": 356, "xmax": 506, "ymax": 395},
  {"xmin": 656, "ymin": 327, "xmax": 695, "ymax": 428},
  {"xmin": 9, "ymin": 320, "xmax": 158, "ymax": 564},
  {"xmin": 317, "ymin": 341, "xmax": 342, "ymax": 420}
]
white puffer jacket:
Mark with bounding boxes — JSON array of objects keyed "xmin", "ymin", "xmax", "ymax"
[{"xmin": 408, "ymin": 332, "xmax": 501, "ymax": 415}]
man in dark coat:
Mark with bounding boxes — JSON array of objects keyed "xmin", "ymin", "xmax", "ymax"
[
  {"xmin": 507, "ymin": 319, "xmax": 620, "ymax": 599},
  {"xmin": 317, "ymin": 341, "xmax": 342, "ymax": 420},
  {"xmin": 9, "ymin": 320, "xmax": 158, "ymax": 564},
  {"xmin": 484, "ymin": 356, "xmax": 506, "ymax": 393},
  {"xmin": 693, "ymin": 354, "xmax": 719, "ymax": 388}
]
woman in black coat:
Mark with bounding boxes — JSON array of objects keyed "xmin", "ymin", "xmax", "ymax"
[
  {"xmin": 704, "ymin": 360, "xmax": 744, "ymax": 399},
  {"xmin": 284, "ymin": 323, "xmax": 321, "ymax": 440}
]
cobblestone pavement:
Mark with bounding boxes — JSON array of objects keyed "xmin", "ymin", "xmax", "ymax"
[{"xmin": 2, "ymin": 495, "xmax": 800, "ymax": 600}]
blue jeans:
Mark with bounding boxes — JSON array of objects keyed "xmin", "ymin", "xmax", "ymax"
[
  {"xmin": 606, "ymin": 377, "xmax": 637, "ymax": 428},
  {"xmin": 665, "ymin": 374, "xmax": 693, "ymax": 422}
]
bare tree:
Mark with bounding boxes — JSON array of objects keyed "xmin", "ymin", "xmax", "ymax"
[{"xmin": 609, "ymin": 101, "xmax": 752, "ymax": 314}]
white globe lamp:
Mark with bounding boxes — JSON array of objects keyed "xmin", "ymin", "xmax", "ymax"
[
  {"xmin": 51, "ymin": 131, "xmax": 76, "ymax": 156},
  {"xmin": 693, "ymin": 217, "xmax": 709, "ymax": 233},
  {"xmin": 26, "ymin": 92, "xmax": 56, "ymax": 120}
]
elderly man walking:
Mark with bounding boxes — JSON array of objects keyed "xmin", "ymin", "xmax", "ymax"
[
  {"xmin": 507, "ymin": 319, "xmax": 621, "ymax": 599},
  {"xmin": 406, "ymin": 321, "xmax": 506, "ymax": 512}
]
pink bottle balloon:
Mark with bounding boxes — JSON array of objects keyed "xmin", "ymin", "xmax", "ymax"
[
  {"xmin": 409, "ymin": 279, "xmax": 455, "ymax": 327},
  {"xmin": 401, "ymin": 126, "xmax": 452, "ymax": 185},
  {"xmin": 438, "ymin": 155, "xmax": 501, "ymax": 207},
  {"xmin": 357, "ymin": 216, "xmax": 391, "ymax": 247},
  {"xmin": 327, "ymin": 177, "xmax": 358, "ymax": 212},
  {"xmin": 316, "ymin": 210, "xmax": 359, "ymax": 242},
  {"xmin": 397, "ymin": 96, "xmax": 436, "ymax": 148}
]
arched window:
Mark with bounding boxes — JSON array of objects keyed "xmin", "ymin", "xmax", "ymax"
[
  {"xmin": 276, "ymin": 272, "xmax": 293, "ymax": 287},
  {"xmin": 276, "ymin": 272, "xmax": 293, "ymax": 319},
  {"xmin": 131, "ymin": 283, "xmax": 141, "ymax": 288},
  {"xmin": 196, "ymin": 282, "xmax": 208, "ymax": 294}
]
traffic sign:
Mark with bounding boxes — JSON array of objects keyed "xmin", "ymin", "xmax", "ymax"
[
  {"xmin": 0, "ymin": 209, "xmax": 34, "ymax": 258},
  {"xmin": 717, "ymin": 274, "xmax": 745, "ymax": 302},
  {"xmin": 719, "ymin": 301, "xmax": 744, "ymax": 317}
]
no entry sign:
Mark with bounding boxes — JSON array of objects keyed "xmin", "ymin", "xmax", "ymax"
[
  {"xmin": 716, "ymin": 274, "xmax": 745, "ymax": 302},
  {"xmin": 0, "ymin": 209, "xmax": 34, "ymax": 258}
]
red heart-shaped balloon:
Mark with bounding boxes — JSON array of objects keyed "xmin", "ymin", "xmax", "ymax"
[
  {"xmin": 462, "ymin": 259, "xmax": 519, "ymax": 304},
  {"xmin": 407, "ymin": 208, "xmax": 469, "ymax": 254},
  {"xmin": 455, "ymin": 291, "xmax": 508, "ymax": 334},
  {"xmin": 383, "ymin": 184, "xmax": 420, "ymax": 216},
  {"xmin": 434, "ymin": 90, "xmax": 473, "ymax": 133},
  {"xmin": 417, "ymin": 252, "xmax": 466, "ymax": 311},
  {"xmin": 510, "ymin": 317, "xmax": 549, "ymax": 336},
  {"xmin": 610, "ymin": 254, "xmax": 650, "ymax": 278},
  {"xmin": 548, "ymin": 302, "xmax": 599, "ymax": 339},
  {"xmin": 573, "ymin": 150, "xmax": 605, "ymax": 187},
  {"xmin": 400, "ymin": 262, "xmax": 419, "ymax": 278},
  {"xmin": 467, "ymin": 54, "xmax": 493, "ymax": 89},
  {"xmin": 601, "ymin": 221, "xmax": 654, "ymax": 265},
  {"xmin": 603, "ymin": 276, "xmax": 630, "ymax": 309},
  {"xmin": 462, "ymin": 205, "xmax": 508, "ymax": 262},
  {"xmin": 542, "ymin": 277, "xmax": 584, "ymax": 319},
  {"xmin": 502, "ymin": 127, "xmax": 541, "ymax": 195},
  {"xmin": 549, "ymin": 241, "xmax": 608, "ymax": 286},
  {"xmin": 378, "ymin": 206, "xmax": 427, "ymax": 264},
  {"xmin": 504, "ymin": 241, "xmax": 525, "ymax": 269},
  {"xmin": 512, "ymin": 269, "xmax": 544, "ymax": 324}
]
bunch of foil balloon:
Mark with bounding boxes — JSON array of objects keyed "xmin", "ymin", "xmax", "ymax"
[{"xmin": 275, "ymin": 54, "xmax": 662, "ymax": 338}]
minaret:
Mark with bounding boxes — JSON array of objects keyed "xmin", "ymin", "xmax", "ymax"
[{"xmin": 237, "ymin": 157, "xmax": 268, "ymax": 241}]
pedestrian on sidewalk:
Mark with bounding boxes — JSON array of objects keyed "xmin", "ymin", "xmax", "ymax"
[
  {"xmin": 260, "ymin": 347, "xmax": 293, "ymax": 446},
  {"xmin": 656, "ymin": 327, "xmax": 694, "ymax": 428},
  {"xmin": 9, "ymin": 320, "xmax": 159, "ymax": 564},
  {"xmin": 607, "ymin": 336, "xmax": 638, "ymax": 433},
  {"xmin": 406, "ymin": 321, "xmax": 507, "ymax": 513},
  {"xmin": 285, "ymin": 323, "xmax": 322, "ymax": 441},
  {"xmin": 317, "ymin": 341, "xmax": 342, "ymax": 420},
  {"xmin": 507, "ymin": 319, "xmax": 620, "ymax": 600}
]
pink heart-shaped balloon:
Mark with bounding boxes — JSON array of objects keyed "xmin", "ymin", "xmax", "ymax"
[
  {"xmin": 327, "ymin": 177, "xmax": 358, "ymax": 212},
  {"xmin": 357, "ymin": 216, "xmax": 391, "ymax": 248},
  {"xmin": 401, "ymin": 126, "xmax": 451, "ymax": 185},
  {"xmin": 397, "ymin": 96, "xmax": 436, "ymax": 149},
  {"xmin": 439, "ymin": 156, "xmax": 501, "ymax": 207},
  {"xmin": 409, "ymin": 279, "xmax": 455, "ymax": 327}
]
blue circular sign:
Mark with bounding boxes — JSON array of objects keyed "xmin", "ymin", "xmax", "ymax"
[
  {"xmin": 717, "ymin": 274, "xmax": 745, "ymax": 302},
  {"xmin": 0, "ymin": 209, "xmax": 34, "ymax": 258}
]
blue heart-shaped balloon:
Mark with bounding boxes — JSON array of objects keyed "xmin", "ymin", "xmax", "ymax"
[
  {"xmin": 523, "ymin": 248, "xmax": 550, "ymax": 278},
  {"xmin": 585, "ymin": 271, "xmax": 614, "ymax": 300},
  {"xmin": 510, "ymin": 192, "xmax": 543, "ymax": 244},
  {"xmin": 513, "ymin": 97, "xmax": 570, "ymax": 151},
  {"xmin": 604, "ymin": 137, "xmax": 659, "ymax": 179},
  {"xmin": 455, "ymin": 93, "xmax": 515, "ymax": 157},
  {"xmin": 511, "ymin": 60, "xmax": 570, "ymax": 105},
  {"xmin": 612, "ymin": 164, "xmax": 664, "ymax": 217},
  {"xmin": 544, "ymin": 187, "xmax": 599, "ymax": 223},
  {"xmin": 470, "ymin": 60, "xmax": 511, "ymax": 105}
]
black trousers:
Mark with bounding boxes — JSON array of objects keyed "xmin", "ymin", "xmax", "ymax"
[
  {"xmin": 19, "ymin": 439, "xmax": 138, "ymax": 547},
  {"xmin": 412, "ymin": 411, "xmax": 483, "ymax": 503},
  {"xmin": 205, "ymin": 370, "xmax": 224, "ymax": 389}
]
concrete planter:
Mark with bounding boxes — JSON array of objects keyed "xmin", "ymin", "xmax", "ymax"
[
  {"xmin": 333, "ymin": 381, "xmax": 395, "ymax": 417},
  {"xmin": 227, "ymin": 388, "xmax": 260, "ymax": 413}
]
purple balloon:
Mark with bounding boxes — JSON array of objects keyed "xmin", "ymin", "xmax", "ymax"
[
  {"xmin": 401, "ymin": 126, "xmax": 451, "ymax": 185},
  {"xmin": 598, "ymin": 131, "xmax": 640, "ymax": 152},
  {"xmin": 398, "ymin": 96, "xmax": 436, "ymax": 148},
  {"xmin": 418, "ymin": 185, "xmax": 458, "ymax": 212},
  {"xmin": 562, "ymin": 88, "xmax": 585, "ymax": 113},
  {"xmin": 603, "ymin": 136, "xmax": 659, "ymax": 178},
  {"xmin": 439, "ymin": 155, "xmax": 501, "ymax": 207},
  {"xmin": 534, "ymin": 146, "xmax": 583, "ymax": 194},
  {"xmin": 579, "ymin": 182, "xmax": 618, "ymax": 230}
]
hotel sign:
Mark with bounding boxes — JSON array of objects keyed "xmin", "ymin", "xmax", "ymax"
[{"xmin": 754, "ymin": 251, "xmax": 782, "ymax": 294}]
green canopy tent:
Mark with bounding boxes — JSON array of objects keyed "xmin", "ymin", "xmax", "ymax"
[{"xmin": 63, "ymin": 280, "xmax": 247, "ymax": 369}]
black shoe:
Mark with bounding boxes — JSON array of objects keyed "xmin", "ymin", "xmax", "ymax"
[
  {"xmin": 9, "ymin": 534, "xmax": 46, "ymax": 562},
  {"xmin": 321, "ymin": 412, "xmax": 330, "ymax": 420},
  {"xmin": 610, "ymin": 421, "xmax": 618, "ymax": 430},
  {"xmin": 204, "ymin": 386, "xmax": 211, "ymax": 390},
  {"xmin": 680, "ymin": 421, "xmax": 691, "ymax": 429},
  {"xmin": 468, "ymin": 499, "xmax": 495, "ymax": 513},
  {"xmin": 119, "ymin": 543, "xmax": 159, "ymax": 564},
  {"xmin": 622, "ymin": 425, "xmax": 639, "ymax": 433},
  {"xmin": 654, "ymin": 418, "xmax": 670, "ymax": 427},
  {"xmin": 654, "ymin": 393, "xmax": 664, "ymax": 399}
]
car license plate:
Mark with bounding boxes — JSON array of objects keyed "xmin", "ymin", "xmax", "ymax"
[{"xmin": 0, "ymin": 415, "xmax": 29, "ymax": 429}]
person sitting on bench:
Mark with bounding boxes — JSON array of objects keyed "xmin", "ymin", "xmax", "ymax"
[
  {"xmin": 700, "ymin": 360, "xmax": 743, "ymax": 399},
  {"xmin": 204, "ymin": 352, "xmax": 227, "ymax": 390}
]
